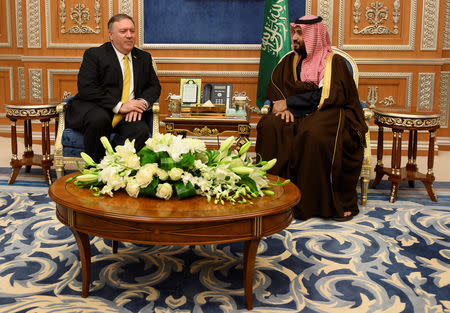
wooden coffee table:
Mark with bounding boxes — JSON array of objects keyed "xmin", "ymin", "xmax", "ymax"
[{"xmin": 48, "ymin": 173, "xmax": 300, "ymax": 310}]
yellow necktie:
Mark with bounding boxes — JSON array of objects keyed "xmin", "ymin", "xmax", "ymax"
[{"xmin": 112, "ymin": 55, "xmax": 130, "ymax": 127}]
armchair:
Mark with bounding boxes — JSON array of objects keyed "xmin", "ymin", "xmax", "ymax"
[
  {"xmin": 261, "ymin": 47, "xmax": 372, "ymax": 205},
  {"xmin": 53, "ymin": 99, "xmax": 160, "ymax": 178}
]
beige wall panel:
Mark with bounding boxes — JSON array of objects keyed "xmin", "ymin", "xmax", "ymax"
[
  {"xmin": 359, "ymin": 78, "xmax": 407, "ymax": 110},
  {"xmin": 0, "ymin": 67, "xmax": 14, "ymax": 104},
  {"xmin": 338, "ymin": 0, "xmax": 417, "ymax": 50},
  {"xmin": 45, "ymin": 0, "xmax": 112, "ymax": 49},
  {"xmin": 46, "ymin": 69, "xmax": 78, "ymax": 99},
  {"xmin": 0, "ymin": 0, "xmax": 12, "ymax": 47}
]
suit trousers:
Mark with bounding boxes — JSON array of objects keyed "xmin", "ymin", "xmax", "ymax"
[{"xmin": 67, "ymin": 104, "xmax": 149, "ymax": 162}]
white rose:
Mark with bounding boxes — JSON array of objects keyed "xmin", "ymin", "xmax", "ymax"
[
  {"xmin": 125, "ymin": 178, "xmax": 140, "ymax": 198},
  {"xmin": 156, "ymin": 168, "xmax": 169, "ymax": 181},
  {"xmin": 135, "ymin": 163, "xmax": 158, "ymax": 188},
  {"xmin": 168, "ymin": 167, "xmax": 184, "ymax": 181},
  {"xmin": 156, "ymin": 183, "xmax": 173, "ymax": 200}
]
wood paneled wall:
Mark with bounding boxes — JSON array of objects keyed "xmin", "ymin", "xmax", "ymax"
[{"xmin": 0, "ymin": 0, "xmax": 449, "ymax": 154}]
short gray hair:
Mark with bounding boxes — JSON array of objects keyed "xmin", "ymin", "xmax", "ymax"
[{"xmin": 107, "ymin": 14, "xmax": 135, "ymax": 31}]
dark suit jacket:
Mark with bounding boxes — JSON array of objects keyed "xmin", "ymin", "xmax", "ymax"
[{"xmin": 66, "ymin": 42, "xmax": 161, "ymax": 129}]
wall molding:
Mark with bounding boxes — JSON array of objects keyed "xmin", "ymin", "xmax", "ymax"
[
  {"xmin": 317, "ymin": 0, "xmax": 334, "ymax": 40},
  {"xmin": 444, "ymin": 0, "xmax": 450, "ymax": 50},
  {"xmin": 15, "ymin": 0, "xmax": 22, "ymax": 48},
  {"xmin": 28, "ymin": 69, "xmax": 42, "ymax": 100},
  {"xmin": 26, "ymin": 0, "xmax": 41, "ymax": 48},
  {"xmin": 2, "ymin": 54, "xmax": 448, "ymax": 66},
  {"xmin": 420, "ymin": 0, "xmax": 440, "ymax": 50},
  {"xmin": 417, "ymin": 73, "xmax": 435, "ymax": 112},
  {"xmin": 158, "ymin": 70, "xmax": 258, "ymax": 77},
  {"xmin": 338, "ymin": 0, "xmax": 417, "ymax": 50},
  {"xmin": 0, "ymin": 67, "xmax": 14, "ymax": 100},
  {"xmin": 360, "ymin": 72, "xmax": 413, "ymax": 110},
  {"xmin": 118, "ymin": 0, "xmax": 133, "ymax": 17},
  {"xmin": 18, "ymin": 67, "xmax": 25, "ymax": 99},
  {"xmin": 439, "ymin": 71, "xmax": 450, "ymax": 128}
]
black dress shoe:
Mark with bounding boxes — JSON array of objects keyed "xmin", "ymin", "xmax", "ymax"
[{"xmin": 332, "ymin": 215, "xmax": 354, "ymax": 222}]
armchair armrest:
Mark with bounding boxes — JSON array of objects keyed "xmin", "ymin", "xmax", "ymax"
[
  {"xmin": 54, "ymin": 97, "xmax": 73, "ymax": 157},
  {"xmin": 152, "ymin": 101, "xmax": 160, "ymax": 135}
]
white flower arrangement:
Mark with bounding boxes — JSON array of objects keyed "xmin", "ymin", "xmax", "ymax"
[{"xmin": 68, "ymin": 134, "xmax": 287, "ymax": 204}]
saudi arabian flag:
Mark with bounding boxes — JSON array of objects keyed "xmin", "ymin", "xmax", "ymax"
[{"xmin": 256, "ymin": 0, "xmax": 291, "ymax": 108}]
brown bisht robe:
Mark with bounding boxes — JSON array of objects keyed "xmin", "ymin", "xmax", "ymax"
[{"xmin": 256, "ymin": 51, "xmax": 368, "ymax": 219}]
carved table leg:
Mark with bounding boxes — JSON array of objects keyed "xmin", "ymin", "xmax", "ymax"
[
  {"xmin": 243, "ymin": 238, "xmax": 260, "ymax": 310},
  {"xmin": 371, "ymin": 125, "xmax": 384, "ymax": 188},
  {"xmin": 24, "ymin": 119, "xmax": 33, "ymax": 173},
  {"xmin": 389, "ymin": 130, "xmax": 402, "ymax": 203},
  {"xmin": 407, "ymin": 130, "xmax": 418, "ymax": 187},
  {"xmin": 70, "ymin": 229, "xmax": 91, "ymax": 298},
  {"xmin": 8, "ymin": 119, "xmax": 21, "ymax": 184},
  {"xmin": 424, "ymin": 130, "xmax": 437, "ymax": 201}
]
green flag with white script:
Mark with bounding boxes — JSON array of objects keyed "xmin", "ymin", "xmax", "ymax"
[{"xmin": 256, "ymin": 0, "xmax": 291, "ymax": 108}]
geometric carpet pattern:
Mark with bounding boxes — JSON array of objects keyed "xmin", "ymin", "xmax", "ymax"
[{"xmin": 0, "ymin": 169, "xmax": 449, "ymax": 312}]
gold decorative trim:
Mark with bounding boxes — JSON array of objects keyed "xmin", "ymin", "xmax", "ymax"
[
  {"xmin": 253, "ymin": 216, "xmax": 262, "ymax": 237},
  {"xmin": 5, "ymin": 105, "xmax": 58, "ymax": 118},
  {"xmin": 373, "ymin": 110, "xmax": 441, "ymax": 128},
  {"xmin": 193, "ymin": 126, "xmax": 219, "ymax": 137}
]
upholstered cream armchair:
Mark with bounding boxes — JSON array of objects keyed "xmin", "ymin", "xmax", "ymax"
[
  {"xmin": 261, "ymin": 47, "xmax": 372, "ymax": 205},
  {"xmin": 53, "ymin": 99, "xmax": 160, "ymax": 179}
]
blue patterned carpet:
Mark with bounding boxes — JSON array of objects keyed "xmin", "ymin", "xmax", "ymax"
[{"xmin": 0, "ymin": 168, "xmax": 449, "ymax": 312}]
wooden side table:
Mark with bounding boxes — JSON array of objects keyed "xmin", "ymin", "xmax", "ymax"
[
  {"xmin": 371, "ymin": 109, "xmax": 440, "ymax": 202},
  {"xmin": 163, "ymin": 114, "xmax": 251, "ymax": 148},
  {"xmin": 4, "ymin": 100, "xmax": 59, "ymax": 185}
]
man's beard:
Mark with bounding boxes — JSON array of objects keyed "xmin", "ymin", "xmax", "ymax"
[{"xmin": 294, "ymin": 42, "xmax": 307, "ymax": 58}]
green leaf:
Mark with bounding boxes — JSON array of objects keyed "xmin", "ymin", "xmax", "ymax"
[
  {"xmin": 137, "ymin": 147, "xmax": 159, "ymax": 165},
  {"xmin": 174, "ymin": 181, "xmax": 196, "ymax": 200},
  {"xmin": 238, "ymin": 176, "xmax": 258, "ymax": 193},
  {"xmin": 160, "ymin": 157, "xmax": 176, "ymax": 171},
  {"xmin": 140, "ymin": 177, "xmax": 159, "ymax": 197},
  {"xmin": 177, "ymin": 153, "xmax": 195, "ymax": 169}
]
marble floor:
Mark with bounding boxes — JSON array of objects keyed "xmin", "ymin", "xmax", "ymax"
[{"xmin": 0, "ymin": 135, "xmax": 449, "ymax": 181}]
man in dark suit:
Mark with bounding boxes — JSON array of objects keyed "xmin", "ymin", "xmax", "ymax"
[{"xmin": 66, "ymin": 14, "xmax": 161, "ymax": 162}]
